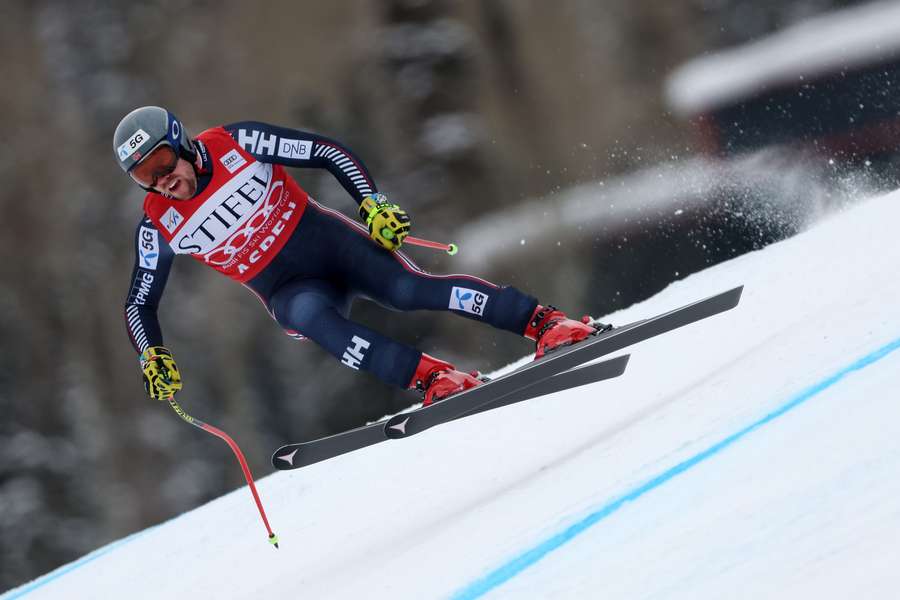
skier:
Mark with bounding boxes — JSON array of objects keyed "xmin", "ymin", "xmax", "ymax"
[{"xmin": 116, "ymin": 106, "xmax": 608, "ymax": 406}]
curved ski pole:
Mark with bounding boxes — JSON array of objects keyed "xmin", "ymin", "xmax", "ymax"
[
  {"xmin": 404, "ymin": 235, "xmax": 459, "ymax": 255},
  {"xmin": 167, "ymin": 396, "xmax": 279, "ymax": 549}
]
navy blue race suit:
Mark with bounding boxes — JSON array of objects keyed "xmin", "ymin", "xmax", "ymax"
[{"xmin": 125, "ymin": 122, "xmax": 538, "ymax": 389}]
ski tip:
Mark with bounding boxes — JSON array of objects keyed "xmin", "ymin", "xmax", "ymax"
[
  {"xmin": 724, "ymin": 285, "xmax": 744, "ymax": 310},
  {"xmin": 272, "ymin": 446, "xmax": 301, "ymax": 469},
  {"xmin": 269, "ymin": 533, "xmax": 280, "ymax": 549}
]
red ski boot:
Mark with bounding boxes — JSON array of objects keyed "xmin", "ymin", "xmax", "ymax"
[
  {"xmin": 409, "ymin": 353, "xmax": 483, "ymax": 406},
  {"xmin": 524, "ymin": 305, "xmax": 613, "ymax": 359}
]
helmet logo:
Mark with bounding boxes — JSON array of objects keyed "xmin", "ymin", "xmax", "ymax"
[
  {"xmin": 171, "ymin": 120, "xmax": 181, "ymax": 140},
  {"xmin": 117, "ymin": 128, "xmax": 150, "ymax": 161}
]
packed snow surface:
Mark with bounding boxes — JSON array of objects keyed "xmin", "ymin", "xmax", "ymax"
[{"xmin": 5, "ymin": 189, "xmax": 900, "ymax": 599}]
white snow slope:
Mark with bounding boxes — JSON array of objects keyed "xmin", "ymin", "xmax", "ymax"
[{"xmin": 6, "ymin": 190, "xmax": 900, "ymax": 600}]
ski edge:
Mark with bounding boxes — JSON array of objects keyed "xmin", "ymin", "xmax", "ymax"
[{"xmin": 459, "ymin": 354, "xmax": 630, "ymax": 419}]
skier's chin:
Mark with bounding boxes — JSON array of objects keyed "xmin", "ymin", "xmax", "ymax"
[{"xmin": 163, "ymin": 176, "xmax": 196, "ymax": 200}]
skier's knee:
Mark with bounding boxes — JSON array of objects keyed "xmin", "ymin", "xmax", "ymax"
[
  {"xmin": 275, "ymin": 293, "xmax": 331, "ymax": 331},
  {"xmin": 379, "ymin": 278, "xmax": 419, "ymax": 311}
]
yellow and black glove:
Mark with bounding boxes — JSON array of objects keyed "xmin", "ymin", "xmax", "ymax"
[
  {"xmin": 358, "ymin": 193, "xmax": 411, "ymax": 252},
  {"xmin": 140, "ymin": 346, "xmax": 183, "ymax": 400}
]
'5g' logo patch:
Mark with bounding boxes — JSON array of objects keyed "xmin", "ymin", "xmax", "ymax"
[
  {"xmin": 450, "ymin": 287, "xmax": 489, "ymax": 316},
  {"xmin": 118, "ymin": 128, "xmax": 150, "ymax": 160},
  {"xmin": 139, "ymin": 226, "xmax": 160, "ymax": 270}
]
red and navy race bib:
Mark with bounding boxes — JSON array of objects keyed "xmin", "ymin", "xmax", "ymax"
[{"xmin": 143, "ymin": 127, "xmax": 307, "ymax": 282}]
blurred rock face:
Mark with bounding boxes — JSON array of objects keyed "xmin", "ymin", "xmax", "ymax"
[{"xmin": 0, "ymin": 0, "xmax": 861, "ymax": 591}]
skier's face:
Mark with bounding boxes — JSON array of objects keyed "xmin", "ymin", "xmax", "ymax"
[
  {"xmin": 154, "ymin": 157, "xmax": 197, "ymax": 199},
  {"xmin": 131, "ymin": 144, "xmax": 198, "ymax": 199}
]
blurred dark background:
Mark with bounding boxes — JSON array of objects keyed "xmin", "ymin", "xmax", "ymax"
[{"xmin": 2, "ymin": 0, "xmax": 896, "ymax": 591}]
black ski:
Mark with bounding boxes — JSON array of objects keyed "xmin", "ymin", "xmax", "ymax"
[
  {"xmin": 460, "ymin": 353, "xmax": 630, "ymax": 419},
  {"xmin": 270, "ymin": 354, "xmax": 630, "ymax": 470},
  {"xmin": 383, "ymin": 285, "xmax": 743, "ymax": 439}
]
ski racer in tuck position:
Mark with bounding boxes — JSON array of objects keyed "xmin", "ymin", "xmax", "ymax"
[{"xmin": 116, "ymin": 106, "xmax": 610, "ymax": 406}]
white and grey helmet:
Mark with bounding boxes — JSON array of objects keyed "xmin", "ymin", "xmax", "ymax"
[{"xmin": 113, "ymin": 106, "xmax": 196, "ymax": 178}]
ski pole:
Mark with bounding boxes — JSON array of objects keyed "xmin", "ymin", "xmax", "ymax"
[
  {"xmin": 167, "ymin": 396, "xmax": 279, "ymax": 549},
  {"xmin": 404, "ymin": 235, "xmax": 459, "ymax": 255}
]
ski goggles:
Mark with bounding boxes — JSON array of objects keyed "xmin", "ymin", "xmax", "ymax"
[{"xmin": 130, "ymin": 143, "xmax": 179, "ymax": 189}]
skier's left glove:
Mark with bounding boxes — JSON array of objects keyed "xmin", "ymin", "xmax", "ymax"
[
  {"xmin": 358, "ymin": 193, "xmax": 411, "ymax": 251},
  {"xmin": 139, "ymin": 346, "xmax": 183, "ymax": 400}
]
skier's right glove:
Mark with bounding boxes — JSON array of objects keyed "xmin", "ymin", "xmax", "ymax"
[{"xmin": 139, "ymin": 346, "xmax": 183, "ymax": 400}]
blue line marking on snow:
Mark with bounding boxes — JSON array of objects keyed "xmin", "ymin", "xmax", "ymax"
[
  {"xmin": 451, "ymin": 336, "xmax": 900, "ymax": 600},
  {"xmin": 0, "ymin": 528, "xmax": 154, "ymax": 600}
]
